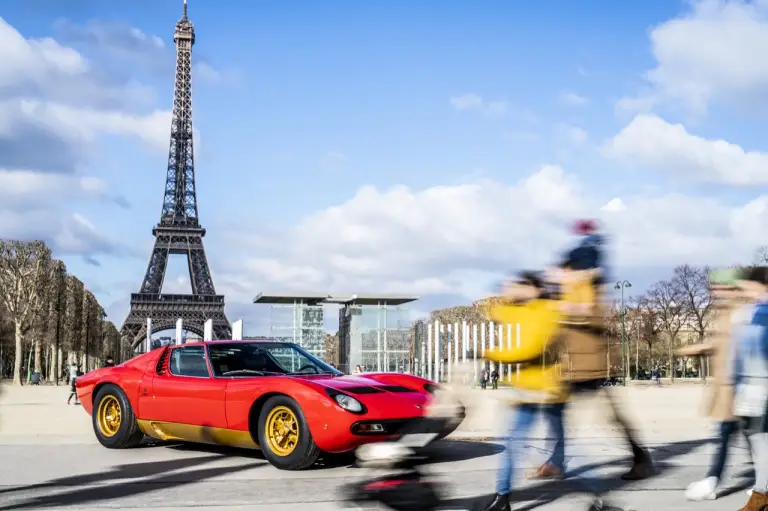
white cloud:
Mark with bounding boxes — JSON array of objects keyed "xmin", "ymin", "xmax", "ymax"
[
  {"xmin": 604, "ymin": 113, "xmax": 768, "ymax": 185},
  {"xmin": 216, "ymin": 164, "xmax": 768, "ymax": 306},
  {"xmin": 560, "ymin": 91, "xmax": 589, "ymax": 106},
  {"xmin": 600, "ymin": 198, "xmax": 627, "ymax": 212},
  {"xmin": 619, "ymin": 0, "xmax": 768, "ymax": 114},
  {"xmin": 0, "ymin": 16, "xmax": 168, "ymax": 260},
  {"xmin": 53, "ymin": 19, "xmax": 164, "ymax": 56},
  {"xmin": 449, "ymin": 93, "xmax": 508, "ymax": 117}
]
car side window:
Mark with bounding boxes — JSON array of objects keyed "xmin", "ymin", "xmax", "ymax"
[{"xmin": 168, "ymin": 346, "xmax": 210, "ymax": 378}]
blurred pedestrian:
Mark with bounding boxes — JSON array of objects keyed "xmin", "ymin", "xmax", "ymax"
[
  {"xmin": 481, "ymin": 275, "xmax": 569, "ymax": 511},
  {"xmin": 731, "ymin": 267, "xmax": 768, "ymax": 511},
  {"xmin": 530, "ymin": 221, "xmax": 654, "ymax": 485},
  {"xmin": 679, "ymin": 268, "xmax": 754, "ymax": 501}
]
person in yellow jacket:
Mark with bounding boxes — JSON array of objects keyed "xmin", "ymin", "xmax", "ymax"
[
  {"xmin": 480, "ymin": 263, "xmax": 654, "ymax": 511},
  {"xmin": 478, "ymin": 272, "xmax": 574, "ymax": 511}
]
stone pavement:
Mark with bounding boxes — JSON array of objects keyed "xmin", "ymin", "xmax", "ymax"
[
  {"xmin": 0, "ymin": 381, "xmax": 756, "ymax": 510},
  {"xmin": 0, "ymin": 380, "xmax": 715, "ymax": 442}
]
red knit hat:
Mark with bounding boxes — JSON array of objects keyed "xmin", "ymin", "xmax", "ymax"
[{"xmin": 573, "ymin": 219, "xmax": 598, "ymax": 235}]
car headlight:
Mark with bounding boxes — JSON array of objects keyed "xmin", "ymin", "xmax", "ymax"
[{"xmin": 334, "ymin": 393, "xmax": 363, "ymax": 413}]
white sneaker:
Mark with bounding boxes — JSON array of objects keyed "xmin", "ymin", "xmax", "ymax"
[
  {"xmin": 685, "ymin": 477, "xmax": 718, "ymax": 501},
  {"xmin": 746, "ymin": 488, "xmax": 753, "ymax": 497}
]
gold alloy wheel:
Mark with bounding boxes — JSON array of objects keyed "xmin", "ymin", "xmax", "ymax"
[
  {"xmin": 97, "ymin": 395, "xmax": 122, "ymax": 437},
  {"xmin": 265, "ymin": 405, "xmax": 299, "ymax": 456}
]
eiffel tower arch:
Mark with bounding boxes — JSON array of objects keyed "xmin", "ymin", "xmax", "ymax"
[{"xmin": 122, "ymin": 0, "xmax": 230, "ymax": 352}]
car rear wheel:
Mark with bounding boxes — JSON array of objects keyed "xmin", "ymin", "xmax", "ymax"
[
  {"xmin": 92, "ymin": 383, "xmax": 144, "ymax": 449},
  {"xmin": 257, "ymin": 395, "xmax": 320, "ymax": 470}
]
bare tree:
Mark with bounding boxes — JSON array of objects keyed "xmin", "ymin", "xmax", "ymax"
[
  {"xmin": 644, "ymin": 279, "xmax": 688, "ymax": 381},
  {"xmin": 0, "ymin": 241, "xmax": 53, "ymax": 384},
  {"xmin": 671, "ymin": 265, "xmax": 713, "ymax": 378},
  {"xmin": 48, "ymin": 261, "xmax": 67, "ymax": 383},
  {"xmin": 323, "ymin": 332, "xmax": 340, "ymax": 366},
  {"xmin": 635, "ymin": 296, "xmax": 662, "ymax": 369},
  {"xmin": 753, "ymin": 246, "xmax": 768, "ymax": 266}
]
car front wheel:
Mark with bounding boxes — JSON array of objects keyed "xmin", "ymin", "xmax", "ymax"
[
  {"xmin": 257, "ymin": 395, "xmax": 320, "ymax": 470},
  {"xmin": 92, "ymin": 383, "xmax": 144, "ymax": 449}
]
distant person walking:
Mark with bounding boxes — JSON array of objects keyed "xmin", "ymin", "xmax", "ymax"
[
  {"xmin": 481, "ymin": 368, "xmax": 489, "ymax": 390},
  {"xmin": 353, "ymin": 365, "xmax": 363, "ymax": 375},
  {"xmin": 67, "ymin": 363, "xmax": 80, "ymax": 405},
  {"xmin": 491, "ymin": 369, "xmax": 499, "ymax": 390}
]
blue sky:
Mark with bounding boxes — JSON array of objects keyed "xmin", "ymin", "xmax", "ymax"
[{"xmin": 2, "ymin": 0, "xmax": 768, "ymax": 336}]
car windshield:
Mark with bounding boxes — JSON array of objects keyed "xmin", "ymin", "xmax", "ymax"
[{"xmin": 207, "ymin": 342, "xmax": 342, "ymax": 377}]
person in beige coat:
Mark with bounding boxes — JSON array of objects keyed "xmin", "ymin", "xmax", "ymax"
[{"xmin": 677, "ymin": 270, "xmax": 753, "ymax": 501}]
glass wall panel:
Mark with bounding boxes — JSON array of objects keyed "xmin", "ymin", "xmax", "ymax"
[
  {"xmin": 348, "ymin": 304, "xmax": 412, "ymax": 373},
  {"xmin": 268, "ymin": 303, "xmax": 326, "ymax": 360}
]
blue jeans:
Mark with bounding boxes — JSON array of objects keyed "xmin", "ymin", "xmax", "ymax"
[
  {"xmin": 496, "ymin": 404, "xmax": 539, "ymax": 495},
  {"xmin": 544, "ymin": 402, "xmax": 566, "ymax": 471}
]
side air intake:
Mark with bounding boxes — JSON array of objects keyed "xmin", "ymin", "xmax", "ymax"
[{"xmin": 156, "ymin": 348, "xmax": 170, "ymax": 375}]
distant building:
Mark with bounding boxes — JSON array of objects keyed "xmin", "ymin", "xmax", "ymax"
[
  {"xmin": 253, "ymin": 292, "xmax": 418, "ymax": 374},
  {"xmin": 330, "ymin": 294, "xmax": 417, "ymax": 375},
  {"xmin": 253, "ymin": 293, "xmax": 327, "ymax": 360}
]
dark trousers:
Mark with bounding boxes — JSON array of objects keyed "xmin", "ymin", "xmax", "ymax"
[
  {"xmin": 549, "ymin": 383, "xmax": 650, "ymax": 466},
  {"xmin": 707, "ymin": 420, "xmax": 750, "ymax": 480},
  {"xmin": 481, "ymin": 380, "xmax": 487, "ymax": 389},
  {"xmin": 492, "ymin": 379, "xmax": 498, "ymax": 390},
  {"xmin": 67, "ymin": 381, "xmax": 78, "ymax": 404}
]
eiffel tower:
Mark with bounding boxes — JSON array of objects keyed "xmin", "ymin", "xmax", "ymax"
[{"xmin": 122, "ymin": 0, "xmax": 230, "ymax": 351}]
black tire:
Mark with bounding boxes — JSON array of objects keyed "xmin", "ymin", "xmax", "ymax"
[
  {"xmin": 257, "ymin": 395, "xmax": 320, "ymax": 470},
  {"xmin": 92, "ymin": 383, "xmax": 144, "ymax": 449}
]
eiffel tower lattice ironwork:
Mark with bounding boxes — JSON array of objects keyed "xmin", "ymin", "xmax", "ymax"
[{"xmin": 122, "ymin": 0, "xmax": 230, "ymax": 350}]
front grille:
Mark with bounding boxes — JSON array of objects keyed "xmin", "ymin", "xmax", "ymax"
[{"xmin": 350, "ymin": 418, "xmax": 421, "ymax": 436}]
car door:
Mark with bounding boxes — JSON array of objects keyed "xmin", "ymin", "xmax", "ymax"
[{"xmin": 141, "ymin": 345, "xmax": 227, "ymax": 433}]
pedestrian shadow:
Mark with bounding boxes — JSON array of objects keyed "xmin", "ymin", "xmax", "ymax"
[
  {"xmin": 0, "ymin": 454, "xmax": 265, "ymax": 510},
  {"xmin": 439, "ymin": 437, "xmax": 716, "ymax": 511},
  {"xmin": 424, "ymin": 440, "xmax": 505, "ymax": 464}
]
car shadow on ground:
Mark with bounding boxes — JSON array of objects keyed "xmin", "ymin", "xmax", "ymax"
[
  {"xmin": 160, "ymin": 439, "xmax": 503, "ymax": 470},
  {"xmin": 437, "ymin": 436, "xmax": 753, "ymax": 511},
  {"xmin": 0, "ymin": 454, "xmax": 265, "ymax": 510}
]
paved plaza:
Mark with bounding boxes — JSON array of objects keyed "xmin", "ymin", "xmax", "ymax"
[{"xmin": 0, "ymin": 382, "xmax": 755, "ymax": 510}]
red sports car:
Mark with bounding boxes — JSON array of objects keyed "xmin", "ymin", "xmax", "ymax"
[{"xmin": 76, "ymin": 340, "xmax": 462, "ymax": 470}]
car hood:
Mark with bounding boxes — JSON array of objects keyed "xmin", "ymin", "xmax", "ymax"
[
  {"xmin": 292, "ymin": 374, "xmax": 420, "ymax": 390},
  {"xmin": 301, "ymin": 374, "xmax": 429, "ymax": 419}
]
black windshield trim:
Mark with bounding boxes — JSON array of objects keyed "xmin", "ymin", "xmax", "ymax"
[{"xmin": 206, "ymin": 342, "xmax": 342, "ymax": 378}]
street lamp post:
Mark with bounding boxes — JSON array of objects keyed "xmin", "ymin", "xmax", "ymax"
[{"xmin": 614, "ymin": 280, "xmax": 632, "ymax": 385}]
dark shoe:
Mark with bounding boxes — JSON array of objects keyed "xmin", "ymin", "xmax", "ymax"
[
  {"xmin": 481, "ymin": 493, "xmax": 511, "ymax": 511},
  {"xmin": 526, "ymin": 462, "xmax": 565, "ymax": 480},
  {"xmin": 621, "ymin": 459, "xmax": 655, "ymax": 481}
]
